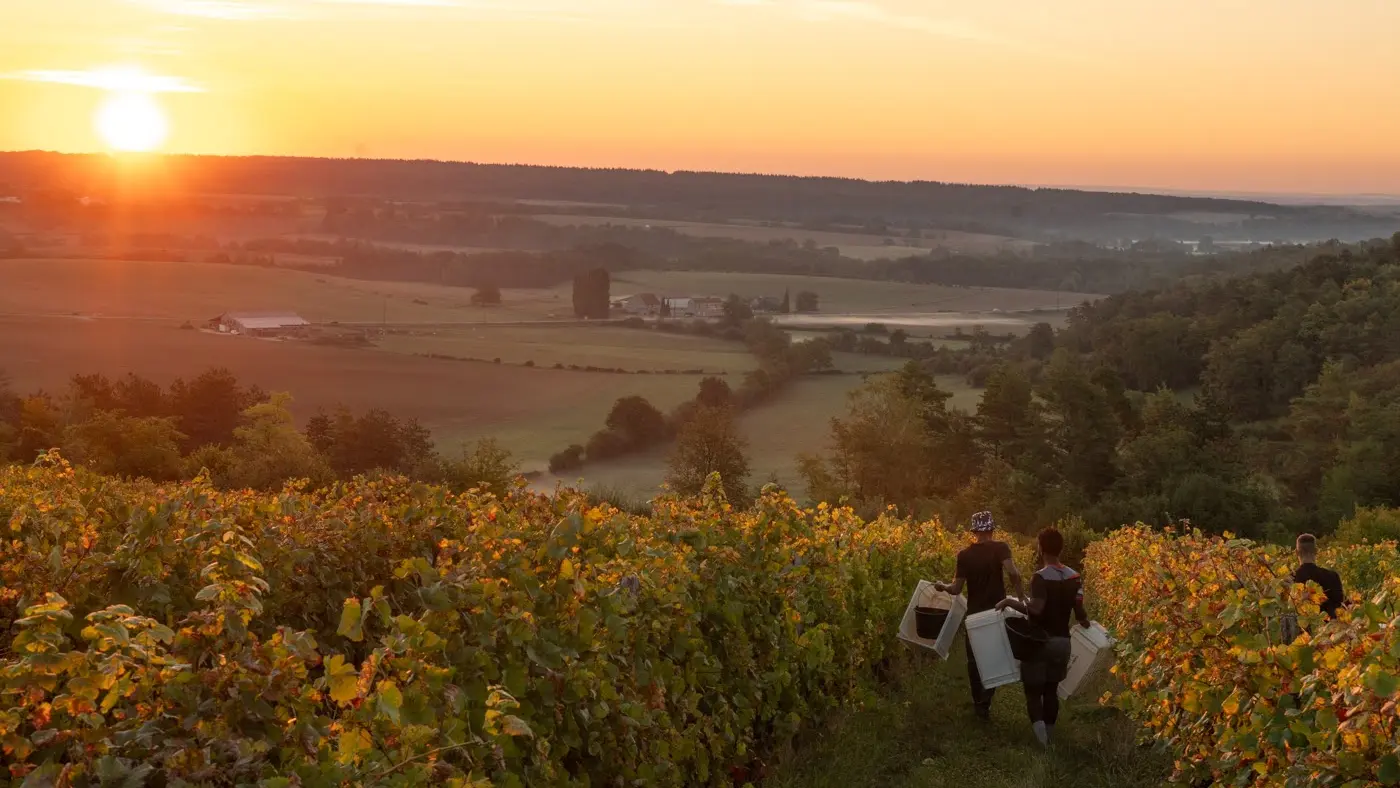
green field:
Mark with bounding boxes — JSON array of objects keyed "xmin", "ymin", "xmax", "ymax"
[{"xmin": 373, "ymin": 325, "xmax": 756, "ymax": 373}]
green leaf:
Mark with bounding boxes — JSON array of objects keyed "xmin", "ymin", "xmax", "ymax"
[
  {"xmin": 376, "ymin": 680, "xmax": 403, "ymax": 724},
  {"xmin": 337, "ymin": 598, "xmax": 364, "ymax": 642},
  {"xmin": 325, "ymin": 654, "xmax": 360, "ymax": 704},
  {"xmin": 195, "ymin": 584, "xmax": 222, "ymax": 602},
  {"xmin": 1378, "ymin": 754, "xmax": 1400, "ymax": 785},
  {"xmin": 1366, "ymin": 670, "xmax": 1399, "ymax": 699}
]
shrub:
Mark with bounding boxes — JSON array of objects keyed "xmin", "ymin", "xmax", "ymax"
[{"xmin": 548, "ymin": 444, "xmax": 586, "ymax": 473}]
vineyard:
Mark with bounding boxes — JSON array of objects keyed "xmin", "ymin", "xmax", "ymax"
[
  {"xmin": 1088, "ymin": 527, "xmax": 1400, "ymax": 787},
  {"xmin": 0, "ymin": 454, "xmax": 983, "ymax": 786}
]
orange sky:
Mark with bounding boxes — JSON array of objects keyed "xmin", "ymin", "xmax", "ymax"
[{"xmin": 3, "ymin": 0, "xmax": 1399, "ymax": 194}]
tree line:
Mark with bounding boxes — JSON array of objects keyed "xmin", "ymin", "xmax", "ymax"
[
  {"xmin": 802, "ymin": 234, "xmax": 1400, "ymax": 540},
  {"xmin": 0, "ymin": 369, "xmax": 517, "ymax": 493}
]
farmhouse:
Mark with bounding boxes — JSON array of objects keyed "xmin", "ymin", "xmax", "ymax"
[
  {"xmin": 211, "ymin": 311, "xmax": 311, "ymax": 338},
  {"xmin": 612, "ymin": 293, "xmax": 662, "ymax": 316}
]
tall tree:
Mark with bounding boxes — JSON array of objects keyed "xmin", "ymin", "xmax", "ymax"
[
  {"xmin": 571, "ymin": 267, "xmax": 611, "ymax": 319},
  {"xmin": 667, "ymin": 405, "xmax": 750, "ymax": 503}
]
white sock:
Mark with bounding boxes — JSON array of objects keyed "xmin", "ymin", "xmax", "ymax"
[{"xmin": 1032, "ymin": 721, "xmax": 1048, "ymax": 746}]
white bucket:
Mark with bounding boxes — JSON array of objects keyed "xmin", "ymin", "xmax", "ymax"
[
  {"xmin": 1058, "ymin": 622, "xmax": 1114, "ymax": 699},
  {"xmin": 897, "ymin": 581, "xmax": 967, "ymax": 660},
  {"xmin": 964, "ymin": 607, "xmax": 1022, "ymax": 690}
]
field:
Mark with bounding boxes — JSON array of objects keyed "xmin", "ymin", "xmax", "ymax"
[
  {"xmin": 613, "ymin": 269, "xmax": 1092, "ymax": 310},
  {"xmin": 1, "ymin": 259, "xmax": 1081, "ymax": 476},
  {"xmin": 534, "ymin": 215, "xmax": 1035, "ymax": 259},
  {"xmin": 373, "ymin": 325, "xmax": 756, "ymax": 374},
  {"xmin": 0, "ymin": 318, "xmax": 713, "ymax": 467},
  {"xmin": 0, "ymin": 258, "xmax": 568, "ymax": 324},
  {"xmin": 536, "ymin": 365, "xmax": 979, "ymax": 498}
]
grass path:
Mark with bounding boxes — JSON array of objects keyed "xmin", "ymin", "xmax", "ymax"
[{"xmin": 765, "ymin": 638, "xmax": 1171, "ymax": 788}]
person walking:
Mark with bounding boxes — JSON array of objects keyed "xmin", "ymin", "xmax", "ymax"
[
  {"xmin": 1293, "ymin": 533, "xmax": 1344, "ymax": 620},
  {"xmin": 996, "ymin": 527, "xmax": 1090, "ymax": 747},
  {"xmin": 935, "ymin": 510, "xmax": 1024, "ymax": 719}
]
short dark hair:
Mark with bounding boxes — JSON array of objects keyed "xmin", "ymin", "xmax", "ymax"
[
  {"xmin": 1297, "ymin": 533, "xmax": 1318, "ymax": 552},
  {"xmin": 1037, "ymin": 527, "xmax": 1064, "ymax": 557}
]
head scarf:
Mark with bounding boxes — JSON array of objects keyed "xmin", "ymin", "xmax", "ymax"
[{"xmin": 970, "ymin": 511, "xmax": 995, "ymax": 533}]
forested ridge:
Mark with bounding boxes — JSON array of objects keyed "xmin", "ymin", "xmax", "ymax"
[
  {"xmin": 804, "ymin": 234, "xmax": 1400, "ymax": 539},
  {"xmin": 3, "ymin": 151, "xmax": 1396, "ymax": 242}
]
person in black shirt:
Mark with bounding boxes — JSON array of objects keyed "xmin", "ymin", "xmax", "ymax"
[
  {"xmin": 935, "ymin": 511, "xmax": 1024, "ymax": 719},
  {"xmin": 997, "ymin": 527, "xmax": 1090, "ymax": 747},
  {"xmin": 1293, "ymin": 533, "xmax": 1344, "ymax": 619}
]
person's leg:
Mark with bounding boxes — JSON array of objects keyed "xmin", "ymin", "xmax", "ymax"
[
  {"xmin": 1026, "ymin": 683, "xmax": 1050, "ymax": 746},
  {"xmin": 964, "ymin": 633, "xmax": 989, "ymax": 717},
  {"xmin": 1044, "ymin": 689, "xmax": 1060, "ymax": 743}
]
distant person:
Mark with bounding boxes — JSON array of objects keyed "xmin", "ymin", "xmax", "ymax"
[
  {"xmin": 996, "ymin": 526, "xmax": 1091, "ymax": 747},
  {"xmin": 1293, "ymin": 533, "xmax": 1344, "ymax": 620},
  {"xmin": 935, "ymin": 510, "xmax": 1024, "ymax": 719}
]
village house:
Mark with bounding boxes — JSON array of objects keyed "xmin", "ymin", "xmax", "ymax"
[
  {"xmin": 611, "ymin": 293, "xmax": 662, "ymax": 316},
  {"xmin": 664, "ymin": 296, "xmax": 724, "ymax": 318}
]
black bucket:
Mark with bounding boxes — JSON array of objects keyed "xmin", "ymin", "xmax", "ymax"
[
  {"xmin": 1005, "ymin": 617, "xmax": 1049, "ymax": 661},
  {"xmin": 914, "ymin": 606, "xmax": 949, "ymax": 639}
]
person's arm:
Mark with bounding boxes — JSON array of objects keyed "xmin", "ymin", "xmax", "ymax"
[
  {"xmin": 1073, "ymin": 578, "xmax": 1091, "ymax": 628},
  {"xmin": 996, "ymin": 572, "xmax": 1044, "ymax": 615},
  {"xmin": 1002, "ymin": 544, "xmax": 1024, "ymax": 600},
  {"xmin": 995, "ymin": 595, "xmax": 1044, "ymax": 616},
  {"xmin": 935, "ymin": 552, "xmax": 967, "ymax": 596}
]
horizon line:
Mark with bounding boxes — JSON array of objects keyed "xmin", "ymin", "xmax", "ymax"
[{"xmin": 3, "ymin": 148, "xmax": 1399, "ymax": 203}]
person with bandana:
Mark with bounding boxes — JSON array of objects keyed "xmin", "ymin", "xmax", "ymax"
[{"xmin": 934, "ymin": 510, "xmax": 1025, "ymax": 719}]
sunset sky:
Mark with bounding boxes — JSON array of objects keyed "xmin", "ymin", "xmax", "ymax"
[{"xmin": 3, "ymin": 0, "xmax": 1398, "ymax": 194}]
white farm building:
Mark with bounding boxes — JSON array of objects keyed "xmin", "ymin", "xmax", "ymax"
[{"xmin": 212, "ymin": 312, "xmax": 311, "ymax": 338}]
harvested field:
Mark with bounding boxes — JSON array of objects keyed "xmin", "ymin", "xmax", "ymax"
[{"xmin": 0, "ymin": 258, "xmax": 568, "ymax": 324}]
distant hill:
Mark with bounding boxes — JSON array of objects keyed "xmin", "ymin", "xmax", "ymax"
[{"xmin": 1, "ymin": 150, "xmax": 1397, "ymax": 243}]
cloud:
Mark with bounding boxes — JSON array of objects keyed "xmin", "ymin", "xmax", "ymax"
[
  {"xmin": 718, "ymin": 0, "xmax": 999, "ymax": 43},
  {"xmin": 4, "ymin": 66, "xmax": 204, "ymax": 93},
  {"xmin": 123, "ymin": 0, "xmax": 472, "ymax": 20},
  {"xmin": 124, "ymin": 0, "xmax": 286, "ymax": 20}
]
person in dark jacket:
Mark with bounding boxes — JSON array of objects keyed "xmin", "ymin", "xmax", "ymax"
[
  {"xmin": 1293, "ymin": 533, "xmax": 1344, "ymax": 619},
  {"xmin": 996, "ymin": 527, "xmax": 1090, "ymax": 746},
  {"xmin": 935, "ymin": 511, "xmax": 1024, "ymax": 719}
]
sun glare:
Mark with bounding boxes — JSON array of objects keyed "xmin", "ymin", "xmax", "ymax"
[{"xmin": 95, "ymin": 91, "xmax": 169, "ymax": 153}]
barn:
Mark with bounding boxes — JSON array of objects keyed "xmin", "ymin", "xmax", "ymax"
[{"xmin": 211, "ymin": 311, "xmax": 311, "ymax": 338}]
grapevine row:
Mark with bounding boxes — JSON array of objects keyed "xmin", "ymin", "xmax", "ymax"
[
  {"xmin": 1087, "ymin": 526, "xmax": 1400, "ymax": 787},
  {"xmin": 1, "ymin": 454, "xmax": 967, "ymax": 786}
]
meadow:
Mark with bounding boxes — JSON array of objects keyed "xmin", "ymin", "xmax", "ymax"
[
  {"xmin": 533, "ymin": 214, "xmax": 1035, "ymax": 258},
  {"xmin": 535, "ymin": 366, "xmax": 979, "ymax": 498}
]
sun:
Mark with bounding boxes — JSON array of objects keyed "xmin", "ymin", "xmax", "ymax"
[{"xmin": 95, "ymin": 91, "xmax": 169, "ymax": 153}]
